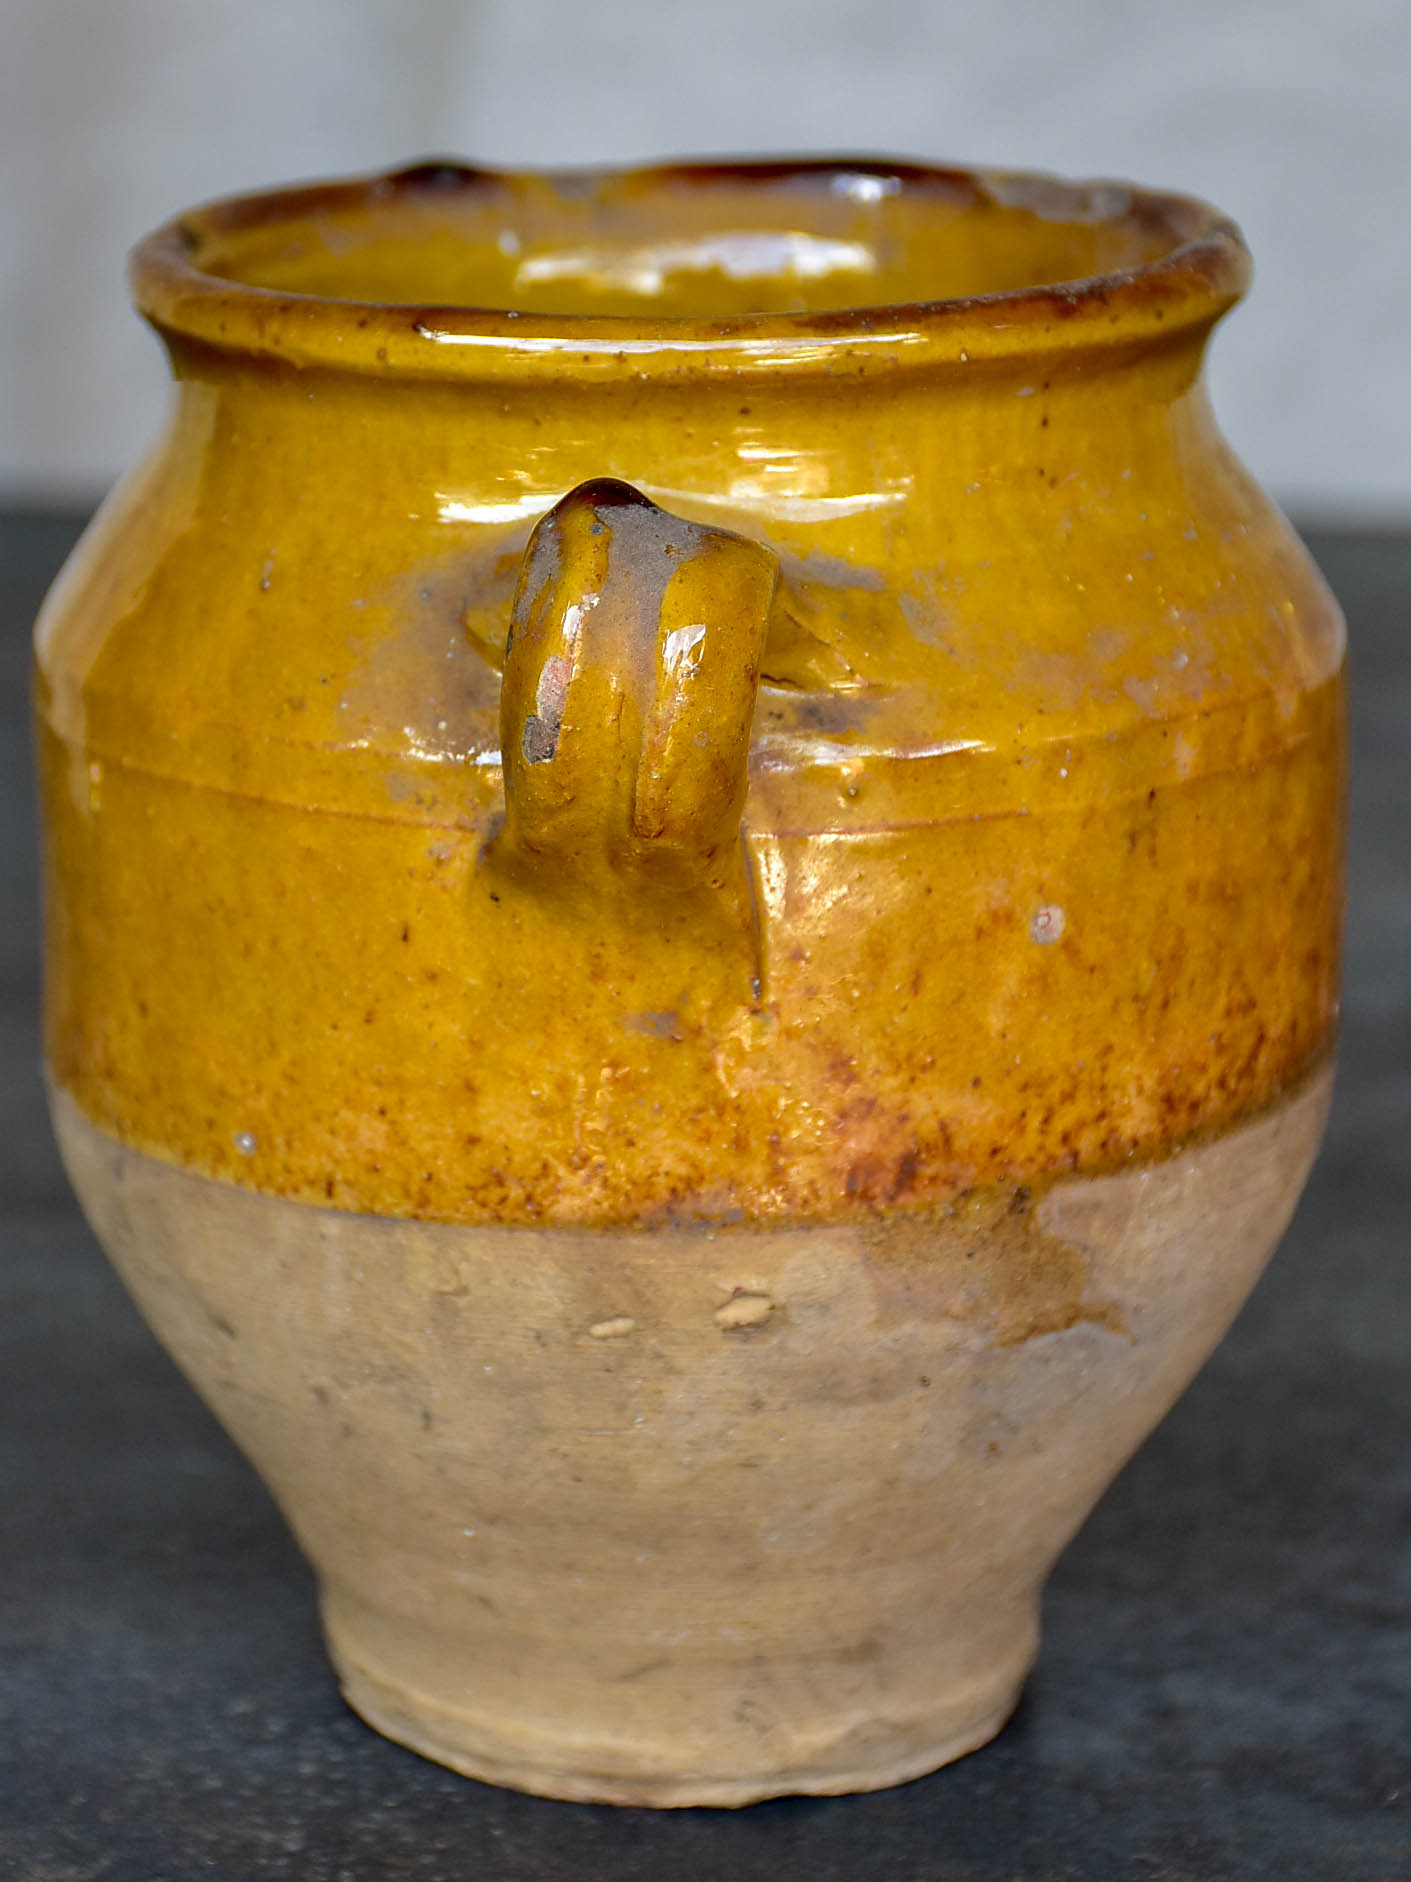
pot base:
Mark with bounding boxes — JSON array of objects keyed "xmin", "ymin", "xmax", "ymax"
[{"xmin": 327, "ymin": 1603, "xmax": 1030, "ymax": 1807}]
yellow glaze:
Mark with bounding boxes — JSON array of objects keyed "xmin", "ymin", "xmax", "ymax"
[{"xmin": 36, "ymin": 159, "xmax": 1345, "ymax": 1228}]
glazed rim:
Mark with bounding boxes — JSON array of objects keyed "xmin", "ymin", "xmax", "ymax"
[{"xmin": 131, "ymin": 156, "xmax": 1251, "ymax": 383}]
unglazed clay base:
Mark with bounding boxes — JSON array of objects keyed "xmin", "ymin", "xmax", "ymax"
[
  {"xmin": 52, "ymin": 1066, "xmax": 1330, "ymax": 1807},
  {"xmin": 328, "ymin": 1620, "xmax": 1030, "ymax": 1808}
]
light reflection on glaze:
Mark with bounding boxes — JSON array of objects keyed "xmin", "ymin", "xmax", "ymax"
[
  {"xmin": 643, "ymin": 481, "xmax": 908, "ymax": 523},
  {"xmin": 414, "ymin": 325, "xmax": 929, "ymax": 364},
  {"xmin": 514, "ymin": 232, "xmax": 877, "ymax": 298},
  {"xmin": 436, "ymin": 491, "xmax": 561, "ymax": 525},
  {"xmin": 755, "ymin": 732, "xmax": 993, "ymax": 767}
]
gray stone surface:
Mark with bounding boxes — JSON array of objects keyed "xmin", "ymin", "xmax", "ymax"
[{"xmin": 2, "ymin": 516, "xmax": 1407, "ymax": 1880}]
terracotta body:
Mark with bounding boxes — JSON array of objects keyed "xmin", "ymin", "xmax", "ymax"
[{"xmin": 36, "ymin": 160, "xmax": 1344, "ymax": 1805}]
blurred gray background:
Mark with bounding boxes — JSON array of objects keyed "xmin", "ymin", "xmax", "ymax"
[{"xmin": 3, "ymin": 0, "xmax": 1408, "ymax": 516}]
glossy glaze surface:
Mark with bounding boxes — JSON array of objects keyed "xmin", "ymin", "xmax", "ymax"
[{"xmin": 36, "ymin": 158, "xmax": 1343, "ymax": 1231}]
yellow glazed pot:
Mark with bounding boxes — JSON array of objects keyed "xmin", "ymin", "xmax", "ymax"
[{"xmin": 35, "ymin": 159, "xmax": 1344, "ymax": 1806}]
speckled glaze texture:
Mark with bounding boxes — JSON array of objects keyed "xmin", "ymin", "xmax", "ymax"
[{"xmin": 36, "ymin": 158, "xmax": 1344, "ymax": 1804}]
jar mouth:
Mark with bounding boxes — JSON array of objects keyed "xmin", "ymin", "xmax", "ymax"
[{"xmin": 132, "ymin": 156, "xmax": 1250, "ymax": 382}]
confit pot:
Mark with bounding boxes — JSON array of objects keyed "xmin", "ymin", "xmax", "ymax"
[{"xmin": 35, "ymin": 158, "xmax": 1344, "ymax": 1807}]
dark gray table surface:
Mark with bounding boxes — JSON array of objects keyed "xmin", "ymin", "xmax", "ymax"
[{"xmin": 2, "ymin": 514, "xmax": 1407, "ymax": 1881}]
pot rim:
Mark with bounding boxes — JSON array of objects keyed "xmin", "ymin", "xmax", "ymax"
[{"xmin": 131, "ymin": 154, "xmax": 1251, "ymax": 383}]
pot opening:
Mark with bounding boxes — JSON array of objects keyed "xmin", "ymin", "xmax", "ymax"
[
  {"xmin": 183, "ymin": 161, "xmax": 1207, "ymax": 318},
  {"xmin": 134, "ymin": 158, "xmax": 1248, "ymax": 377}
]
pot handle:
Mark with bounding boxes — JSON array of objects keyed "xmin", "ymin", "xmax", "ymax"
[{"xmin": 491, "ymin": 478, "xmax": 778, "ymax": 893}]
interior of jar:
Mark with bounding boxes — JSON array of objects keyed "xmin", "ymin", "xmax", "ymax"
[{"xmin": 187, "ymin": 162, "xmax": 1195, "ymax": 320}]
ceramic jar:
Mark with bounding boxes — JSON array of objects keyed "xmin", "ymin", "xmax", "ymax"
[{"xmin": 35, "ymin": 159, "xmax": 1344, "ymax": 1805}]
